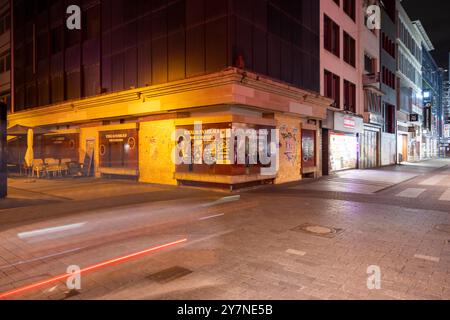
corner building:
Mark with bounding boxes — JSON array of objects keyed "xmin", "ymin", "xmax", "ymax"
[{"xmin": 7, "ymin": 0, "xmax": 331, "ymax": 189}]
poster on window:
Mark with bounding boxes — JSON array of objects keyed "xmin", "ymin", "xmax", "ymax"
[{"xmin": 301, "ymin": 129, "xmax": 316, "ymax": 168}]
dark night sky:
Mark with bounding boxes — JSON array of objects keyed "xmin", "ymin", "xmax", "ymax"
[{"xmin": 402, "ymin": 0, "xmax": 450, "ymax": 69}]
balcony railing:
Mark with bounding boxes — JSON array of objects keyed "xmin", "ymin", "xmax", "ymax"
[{"xmin": 363, "ymin": 72, "xmax": 380, "ymax": 86}]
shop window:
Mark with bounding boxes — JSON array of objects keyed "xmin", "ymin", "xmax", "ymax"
[{"xmin": 99, "ymin": 130, "xmax": 139, "ymax": 170}]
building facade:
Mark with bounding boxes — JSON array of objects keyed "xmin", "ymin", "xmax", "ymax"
[
  {"xmin": 360, "ymin": 0, "xmax": 383, "ymax": 169},
  {"xmin": 415, "ymin": 20, "xmax": 441, "ymax": 159},
  {"xmin": 396, "ymin": 0, "xmax": 423, "ymax": 163},
  {"xmin": 7, "ymin": 0, "xmax": 331, "ymax": 189},
  {"xmin": 379, "ymin": 0, "xmax": 397, "ymax": 166},
  {"xmin": 0, "ymin": 0, "xmax": 10, "ymax": 112},
  {"xmin": 320, "ymin": 0, "xmax": 365, "ymax": 175}
]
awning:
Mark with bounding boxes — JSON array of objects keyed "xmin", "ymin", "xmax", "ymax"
[{"xmin": 7, "ymin": 125, "xmax": 54, "ymax": 136}]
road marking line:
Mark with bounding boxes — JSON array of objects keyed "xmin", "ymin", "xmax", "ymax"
[
  {"xmin": 0, "ymin": 238, "xmax": 187, "ymax": 299},
  {"xmin": 419, "ymin": 175, "xmax": 447, "ymax": 186},
  {"xmin": 439, "ymin": 189, "xmax": 450, "ymax": 201},
  {"xmin": 201, "ymin": 195, "xmax": 241, "ymax": 207},
  {"xmin": 286, "ymin": 249, "xmax": 306, "ymax": 256},
  {"xmin": 18, "ymin": 222, "xmax": 87, "ymax": 239},
  {"xmin": 414, "ymin": 254, "xmax": 440, "ymax": 263},
  {"xmin": 396, "ymin": 188, "xmax": 426, "ymax": 198},
  {"xmin": 199, "ymin": 213, "xmax": 225, "ymax": 221},
  {"xmin": 0, "ymin": 247, "xmax": 85, "ymax": 270}
]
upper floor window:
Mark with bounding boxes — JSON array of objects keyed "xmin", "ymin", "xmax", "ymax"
[
  {"xmin": 324, "ymin": 15, "xmax": 340, "ymax": 57},
  {"xmin": 83, "ymin": 5, "xmax": 100, "ymax": 41},
  {"xmin": 343, "ymin": 31, "xmax": 355, "ymax": 67},
  {"xmin": 382, "ymin": 32, "xmax": 396, "ymax": 59},
  {"xmin": 343, "ymin": 0, "xmax": 356, "ymax": 21},
  {"xmin": 51, "ymin": 26, "xmax": 63, "ymax": 54},
  {"xmin": 344, "ymin": 80, "xmax": 356, "ymax": 113},
  {"xmin": 0, "ymin": 13, "xmax": 10, "ymax": 36},
  {"xmin": 364, "ymin": 54, "xmax": 375, "ymax": 74},
  {"xmin": 324, "ymin": 70, "xmax": 340, "ymax": 108},
  {"xmin": 0, "ymin": 51, "xmax": 11, "ymax": 74}
]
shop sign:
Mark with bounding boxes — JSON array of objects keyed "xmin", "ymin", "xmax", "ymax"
[
  {"xmin": 334, "ymin": 113, "xmax": 363, "ymax": 134},
  {"xmin": 409, "ymin": 114, "xmax": 419, "ymax": 122}
]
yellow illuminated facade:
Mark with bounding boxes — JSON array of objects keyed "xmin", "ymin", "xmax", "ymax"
[{"xmin": 8, "ymin": 68, "xmax": 332, "ymax": 189}]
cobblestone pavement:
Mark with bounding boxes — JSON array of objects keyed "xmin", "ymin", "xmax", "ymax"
[{"xmin": 0, "ymin": 160, "xmax": 450, "ymax": 300}]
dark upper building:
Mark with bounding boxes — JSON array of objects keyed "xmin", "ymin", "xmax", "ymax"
[
  {"xmin": 12, "ymin": 0, "xmax": 320, "ymax": 112},
  {"xmin": 421, "ymin": 45, "xmax": 442, "ymax": 137},
  {"xmin": 379, "ymin": 0, "xmax": 397, "ymax": 135}
]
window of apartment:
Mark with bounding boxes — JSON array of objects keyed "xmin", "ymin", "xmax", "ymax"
[
  {"xmin": 364, "ymin": 54, "xmax": 375, "ymax": 74},
  {"xmin": 0, "ymin": 92, "xmax": 11, "ymax": 112},
  {"xmin": 37, "ymin": 33, "xmax": 49, "ymax": 61},
  {"xmin": 382, "ymin": 66, "xmax": 396, "ymax": 90},
  {"xmin": 382, "ymin": 32, "xmax": 396, "ymax": 59},
  {"xmin": 0, "ymin": 13, "xmax": 10, "ymax": 36},
  {"xmin": 83, "ymin": 5, "xmax": 100, "ymax": 41},
  {"xmin": 0, "ymin": 51, "xmax": 11, "ymax": 74},
  {"xmin": 324, "ymin": 15, "xmax": 340, "ymax": 57},
  {"xmin": 51, "ymin": 26, "xmax": 63, "ymax": 54},
  {"xmin": 343, "ymin": 32, "xmax": 355, "ymax": 67},
  {"xmin": 384, "ymin": 103, "xmax": 396, "ymax": 134},
  {"xmin": 365, "ymin": 90, "xmax": 381, "ymax": 114},
  {"xmin": 343, "ymin": 0, "xmax": 356, "ymax": 21},
  {"xmin": 324, "ymin": 70, "xmax": 340, "ymax": 108},
  {"xmin": 344, "ymin": 80, "xmax": 356, "ymax": 113}
]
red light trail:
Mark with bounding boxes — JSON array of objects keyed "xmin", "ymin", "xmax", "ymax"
[{"xmin": 0, "ymin": 238, "xmax": 187, "ymax": 300}]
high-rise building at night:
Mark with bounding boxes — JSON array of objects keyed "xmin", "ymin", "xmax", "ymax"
[
  {"xmin": 414, "ymin": 20, "xmax": 442, "ymax": 158},
  {"xmin": 0, "ymin": 0, "xmax": 10, "ymax": 112}
]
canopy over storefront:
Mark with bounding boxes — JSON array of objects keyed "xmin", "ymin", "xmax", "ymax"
[{"xmin": 7, "ymin": 125, "xmax": 54, "ymax": 136}]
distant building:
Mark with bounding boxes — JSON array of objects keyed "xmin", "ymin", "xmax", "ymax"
[
  {"xmin": 414, "ymin": 20, "xmax": 441, "ymax": 158},
  {"xmin": 396, "ymin": 0, "xmax": 423, "ymax": 162}
]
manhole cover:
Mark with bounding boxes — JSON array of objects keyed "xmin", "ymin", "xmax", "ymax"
[
  {"xmin": 435, "ymin": 224, "xmax": 450, "ymax": 233},
  {"xmin": 291, "ymin": 224, "xmax": 343, "ymax": 238},
  {"xmin": 147, "ymin": 266, "xmax": 192, "ymax": 284},
  {"xmin": 304, "ymin": 226, "xmax": 333, "ymax": 234}
]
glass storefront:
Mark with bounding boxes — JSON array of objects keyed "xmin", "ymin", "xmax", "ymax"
[
  {"xmin": 329, "ymin": 132, "xmax": 358, "ymax": 172},
  {"xmin": 99, "ymin": 129, "xmax": 139, "ymax": 173}
]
